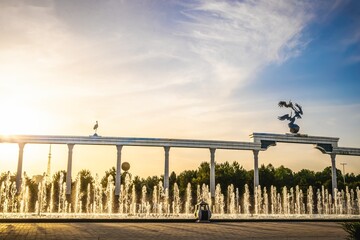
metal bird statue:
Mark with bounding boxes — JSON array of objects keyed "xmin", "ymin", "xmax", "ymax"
[
  {"xmin": 278, "ymin": 101, "xmax": 303, "ymax": 133},
  {"xmin": 93, "ymin": 121, "xmax": 98, "ymax": 136}
]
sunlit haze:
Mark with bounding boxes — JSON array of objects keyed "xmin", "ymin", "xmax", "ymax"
[{"xmin": 0, "ymin": 0, "xmax": 359, "ymax": 178}]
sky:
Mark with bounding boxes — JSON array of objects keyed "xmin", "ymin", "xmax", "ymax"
[{"xmin": 0, "ymin": 0, "xmax": 359, "ymax": 179}]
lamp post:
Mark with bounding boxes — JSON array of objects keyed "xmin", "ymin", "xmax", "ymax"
[{"xmin": 340, "ymin": 162, "xmax": 347, "ymax": 185}]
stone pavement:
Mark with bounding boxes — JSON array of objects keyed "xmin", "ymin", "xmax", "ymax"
[{"xmin": 0, "ymin": 222, "xmax": 348, "ymax": 239}]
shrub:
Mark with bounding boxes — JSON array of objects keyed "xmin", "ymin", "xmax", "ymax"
[{"xmin": 342, "ymin": 222, "xmax": 360, "ymax": 240}]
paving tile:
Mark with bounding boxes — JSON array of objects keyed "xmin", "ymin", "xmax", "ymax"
[{"xmin": 0, "ymin": 222, "xmax": 348, "ymax": 240}]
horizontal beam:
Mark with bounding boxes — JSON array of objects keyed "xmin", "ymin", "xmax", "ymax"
[
  {"xmin": 333, "ymin": 147, "xmax": 360, "ymax": 156},
  {"xmin": 0, "ymin": 135, "xmax": 261, "ymax": 151},
  {"xmin": 250, "ymin": 132, "xmax": 339, "ymax": 147},
  {"xmin": 250, "ymin": 132, "xmax": 360, "ymax": 156},
  {"xmin": 1, "ymin": 133, "xmax": 359, "ymax": 156}
]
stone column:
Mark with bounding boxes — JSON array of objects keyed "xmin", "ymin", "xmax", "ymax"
[
  {"xmin": 16, "ymin": 143, "xmax": 25, "ymax": 193},
  {"xmin": 115, "ymin": 145, "xmax": 123, "ymax": 196},
  {"xmin": 330, "ymin": 153, "xmax": 337, "ymax": 196},
  {"xmin": 66, "ymin": 144, "xmax": 74, "ymax": 195},
  {"xmin": 210, "ymin": 148, "xmax": 216, "ymax": 200},
  {"xmin": 253, "ymin": 150, "xmax": 259, "ymax": 191},
  {"xmin": 164, "ymin": 146, "xmax": 170, "ymax": 190}
]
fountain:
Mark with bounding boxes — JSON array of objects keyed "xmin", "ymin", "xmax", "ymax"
[{"xmin": 0, "ymin": 170, "xmax": 360, "ymax": 220}]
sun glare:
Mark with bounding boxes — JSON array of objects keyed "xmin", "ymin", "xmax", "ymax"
[{"xmin": 0, "ymin": 101, "xmax": 50, "ymax": 135}]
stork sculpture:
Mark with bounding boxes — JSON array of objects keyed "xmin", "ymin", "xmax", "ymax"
[
  {"xmin": 278, "ymin": 101, "xmax": 303, "ymax": 134},
  {"xmin": 93, "ymin": 121, "xmax": 98, "ymax": 136}
]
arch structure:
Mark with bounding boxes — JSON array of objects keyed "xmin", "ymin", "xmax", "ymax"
[
  {"xmin": 250, "ymin": 133, "xmax": 360, "ymax": 195},
  {"xmin": 0, "ymin": 133, "xmax": 359, "ymax": 199}
]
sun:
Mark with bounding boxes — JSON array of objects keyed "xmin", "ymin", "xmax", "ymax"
[
  {"xmin": 0, "ymin": 99, "xmax": 55, "ymax": 174},
  {"xmin": 0, "ymin": 100, "xmax": 50, "ymax": 135}
]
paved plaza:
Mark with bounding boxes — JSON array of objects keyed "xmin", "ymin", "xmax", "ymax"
[{"xmin": 0, "ymin": 221, "xmax": 348, "ymax": 239}]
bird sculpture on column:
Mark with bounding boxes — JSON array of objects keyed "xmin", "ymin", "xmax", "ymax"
[
  {"xmin": 278, "ymin": 101, "xmax": 303, "ymax": 134},
  {"xmin": 93, "ymin": 121, "xmax": 99, "ymax": 136}
]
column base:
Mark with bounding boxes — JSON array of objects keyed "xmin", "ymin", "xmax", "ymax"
[
  {"xmin": 66, "ymin": 194, "xmax": 72, "ymax": 204},
  {"xmin": 114, "ymin": 195, "xmax": 120, "ymax": 213}
]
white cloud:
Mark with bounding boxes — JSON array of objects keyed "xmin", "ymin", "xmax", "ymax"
[
  {"xmin": 1, "ymin": 0, "xmax": 313, "ymax": 99},
  {"xmin": 176, "ymin": 0, "xmax": 314, "ymax": 94},
  {"xmin": 2, "ymin": 1, "xmax": 359, "ymax": 176},
  {"xmin": 0, "ymin": 0, "xmax": 339, "ymax": 129},
  {"xmin": 0, "ymin": 0, "xmax": 330, "ymax": 134}
]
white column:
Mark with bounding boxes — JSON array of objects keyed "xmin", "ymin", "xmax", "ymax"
[
  {"xmin": 115, "ymin": 145, "xmax": 123, "ymax": 196},
  {"xmin": 253, "ymin": 150, "xmax": 259, "ymax": 191},
  {"xmin": 66, "ymin": 144, "xmax": 74, "ymax": 195},
  {"xmin": 16, "ymin": 143, "xmax": 25, "ymax": 193},
  {"xmin": 210, "ymin": 148, "xmax": 216, "ymax": 199},
  {"xmin": 330, "ymin": 153, "xmax": 337, "ymax": 196},
  {"xmin": 164, "ymin": 146, "xmax": 170, "ymax": 190}
]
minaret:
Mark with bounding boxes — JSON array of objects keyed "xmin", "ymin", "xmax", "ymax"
[{"xmin": 46, "ymin": 144, "xmax": 52, "ymax": 182}]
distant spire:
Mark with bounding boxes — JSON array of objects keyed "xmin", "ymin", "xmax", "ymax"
[{"xmin": 46, "ymin": 144, "xmax": 51, "ymax": 182}]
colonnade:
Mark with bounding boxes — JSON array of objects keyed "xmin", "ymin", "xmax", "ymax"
[
  {"xmin": 60, "ymin": 145, "xmax": 220, "ymax": 198},
  {"xmin": 3, "ymin": 133, "xmax": 359, "ymax": 200},
  {"xmin": 12, "ymin": 143, "xmax": 229, "ymax": 199},
  {"xmin": 11, "ymin": 142, "xmax": 341, "ymax": 199}
]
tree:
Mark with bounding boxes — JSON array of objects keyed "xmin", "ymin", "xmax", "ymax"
[
  {"xmin": 141, "ymin": 175, "xmax": 162, "ymax": 204},
  {"xmin": 176, "ymin": 170, "xmax": 197, "ymax": 204},
  {"xmin": 168, "ymin": 171, "xmax": 177, "ymax": 201},
  {"xmin": 132, "ymin": 175, "xmax": 143, "ymax": 202},
  {"xmin": 216, "ymin": 161, "xmax": 249, "ymax": 196},
  {"xmin": 51, "ymin": 170, "xmax": 67, "ymax": 212},
  {"xmin": 75, "ymin": 169, "xmax": 94, "ymax": 212},
  {"xmin": 274, "ymin": 165, "xmax": 293, "ymax": 189},
  {"xmin": 346, "ymin": 173, "xmax": 360, "ymax": 190},
  {"xmin": 315, "ymin": 167, "xmax": 330, "ymax": 190},
  {"xmin": 25, "ymin": 174, "xmax": 38, "ymax": 212},
  {"xmin": 194, "ymin": 162, "xmax": 210, "ymax": 186},
  {"xmin": 294, "ymin": 169, "xmax": 315, "ymax": 192},
  {"xmin": 101, "ymin": 167, "xmax": 116, "ymax": 188},
  {"xmin": 259, "ymin": 164, "xmax": 276, "ymax": 189}
]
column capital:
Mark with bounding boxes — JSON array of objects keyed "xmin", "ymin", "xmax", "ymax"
[
  {"xmin": 209, "ymin": 148, "xmax": 216, "ymax": 154},
  {"xmin": 116, "ymin": 145, "xmax": 123, "ymax": 151},
  {"xmin": 67, "ymin": 144, "xmax": 74, "ymax": 150},
  {"xmin": 18, "ymin": 142, "xmax": 26, "ymax": 149}
]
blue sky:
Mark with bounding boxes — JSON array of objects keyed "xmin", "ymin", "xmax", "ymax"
[
  {"xmin": 252, "ymin": 0, "xmax": 360, "ymax": 103},
  {"xmin": 0, "ymin": 0, "xmax": 359, "ymax": 177}
]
